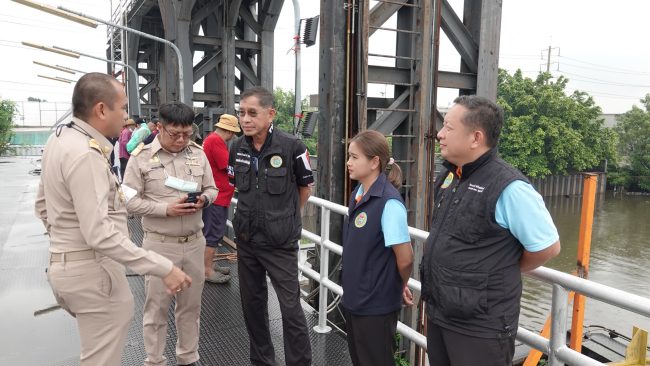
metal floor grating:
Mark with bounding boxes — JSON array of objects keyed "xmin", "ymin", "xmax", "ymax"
[{"xmin": 49, "ymin": 216, "xmax": 352, "ymax": 366}]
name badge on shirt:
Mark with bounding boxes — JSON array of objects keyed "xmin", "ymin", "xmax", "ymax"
[{"xmin": 186, "ymin": 156, "xmax": 200, "ymax": 166}]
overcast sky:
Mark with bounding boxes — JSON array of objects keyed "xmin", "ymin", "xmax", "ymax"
[{"xmin": 1, "ymin": 0, "xmax": 648, "ymax": 114}]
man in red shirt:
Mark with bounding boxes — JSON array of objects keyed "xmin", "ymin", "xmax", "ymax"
[{"xmin": 202, "ymin": 114, "xmax": 240, "ymax": 283}]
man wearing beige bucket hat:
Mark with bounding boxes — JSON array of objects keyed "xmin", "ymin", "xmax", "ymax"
[{"xmin": 202, "ymin": 114, "xmax": 241, "ymax": 283}]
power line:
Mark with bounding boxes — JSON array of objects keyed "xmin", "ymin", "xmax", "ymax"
[
  {"xmin": 0, "ymin": 79, "xmax": 72, "ymax": 89},
  {"xmin": 0, "ymin": 19, "xmax": 83, "ymax": 33},
  {"xmin": 558, "ymin": 55, "xmax": 650, "ymax": 75},
  {"xmin": 0, "ymin": 13, "xmax": 81, "ymax": 28},
  {"xmin": 559, "ymin": 60, "xmax": 650, "ymax": 76},
  {"xmin": 567, "ymin": 89, "xmax": 641, "ymax": 100},
  {"xmin": 0, "ymin": 42, "xmax": 40, "ymax": 51},
  {"xmin": 559, "ymin": 71, "xmax": 650, "ymax": 88}
]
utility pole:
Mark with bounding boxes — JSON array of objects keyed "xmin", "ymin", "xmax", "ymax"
[{"xmin": 540, "ymin": 45, "xmax": 560, "ymax": 78}]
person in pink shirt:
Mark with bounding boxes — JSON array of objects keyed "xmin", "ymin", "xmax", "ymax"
[
  {"xmin": 118, "ymin": 118, "xmax": 136, "ymax": 181},
  {"xmin": 202, "ymin": 114, "xmax": 241, "ymax": 283}
]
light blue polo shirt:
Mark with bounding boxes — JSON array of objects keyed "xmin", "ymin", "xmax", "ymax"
[
  {"xmin": 495, "ymin": 180, "xmax": 559, "ymax": 252},
  {"xmin": 355, "ymin": 185, "xmax": 411, "ymax": 247}
]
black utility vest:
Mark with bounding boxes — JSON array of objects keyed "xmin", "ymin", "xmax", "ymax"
[
  {"xmin": 421, "ymin": 149, "xmax": 529, "ymax": 338},
  {"xmin": 341, "ymin": 174, "xmax": 405, "ymax": 316},
  {"xmin": 231, "ymin": 130, "xmax": 301, "ymax": 248}
]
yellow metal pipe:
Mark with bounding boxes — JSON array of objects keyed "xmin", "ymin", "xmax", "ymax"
[
  {"xmin": 37, "ymin": 74, "xmax": 71, "ymax": 84},
  {"xmin": 12, "ymin": 0, "xmax": 98, "ymax": 28},
  {"xmin": 33, "ymin": 61, "xmax": 75, "ymax": 74},
  {"xmin": 22, "ymin": 42, "xmax": 80, "ymax": 58}
]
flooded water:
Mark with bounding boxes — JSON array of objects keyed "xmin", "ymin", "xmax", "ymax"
[{"xmin": 519, "ymin": 193, "xmax": 650, "ymax": 337}]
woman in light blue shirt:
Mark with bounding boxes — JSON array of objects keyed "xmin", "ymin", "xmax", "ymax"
[{"xmin": 341, "ymin": 130, "xmax": 414, "ymax": 366}]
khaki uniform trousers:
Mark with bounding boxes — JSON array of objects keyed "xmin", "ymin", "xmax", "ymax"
[
  {"xmin": 142, "ymin": 234, "xmax": 206, "ymax": 366},
  {"xmin": 47, "ymin": 256, "xmax": 134, "ymax": 366}
]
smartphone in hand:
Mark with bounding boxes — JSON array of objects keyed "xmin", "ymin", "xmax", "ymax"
[{"xmin": 186, "ymin": 191, "xmax": 201, "ymax": 204}]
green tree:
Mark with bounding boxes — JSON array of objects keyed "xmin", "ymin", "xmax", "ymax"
[
  {"xmin": 497, "ymin": 69, "xmax": 617, "ymax": 177},
  {"xmin": 272, "ymin": 88, "xmax": 317, "ymax": 154},
  {"xmin": 0, "ymin": 99, "xmax": 16, "ymax": 155},
  {"xmin": 612, "ymin": 94, "xmax": 650, "ymax": 191}
]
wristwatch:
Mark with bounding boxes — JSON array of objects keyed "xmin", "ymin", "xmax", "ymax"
[{"xmin": 201, "ymin": 195, "xmax": 210, "ymax": 208}]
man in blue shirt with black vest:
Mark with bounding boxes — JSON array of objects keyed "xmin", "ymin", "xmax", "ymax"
[{"xmin": 420, "ymin": 95, "xmax": 561, "ymax": 366}]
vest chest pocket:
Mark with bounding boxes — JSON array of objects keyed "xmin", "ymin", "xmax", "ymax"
[
  {"xmin": 234, "ymin": 163, "xmax": 251, "ymax": 191},
  {"xmin": 266, "ymin": 167, "xmax": 288, "ymax": 194},
  {"xmin": 436, "ymin": 266, "xmax": 488, "ymax": 319},
  {"xmin": 448, "ymin": 194, "xmax": 487, "ymax": 243}
]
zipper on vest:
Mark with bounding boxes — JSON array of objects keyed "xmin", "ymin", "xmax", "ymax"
[{"xmin": 429, "ymin": 179, "xmax": 461, "ymax": 247}]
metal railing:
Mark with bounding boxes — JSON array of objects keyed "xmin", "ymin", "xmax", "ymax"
[{"xmin": 228, "ymin": 196, "xmax": 650, "ymax": 366}]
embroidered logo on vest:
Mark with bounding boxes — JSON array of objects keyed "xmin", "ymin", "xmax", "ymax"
[
  {"xmin": 441, "ymin": 172, "xmax": 454, "ymax": 189},
  {"xmin": 354, "ymin": 212, "xmax": 368, "ymax": 228},
  {"xmin": 270, "ymin": 155, "xmax": 283, "ymax": 168}
]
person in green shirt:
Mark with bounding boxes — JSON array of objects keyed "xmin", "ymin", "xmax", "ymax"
[{"xmin": 126, "ymin": 119, "xmax": 155, "ymax": 153}]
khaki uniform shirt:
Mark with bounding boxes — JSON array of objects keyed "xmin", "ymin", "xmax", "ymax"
[
  {"xmin": 35, "ymin": 117, "xmax": 173, "ymax": 278},
  {"xmin": 123, "ymin": 137, "xmax": 218, "ymax": 237}
]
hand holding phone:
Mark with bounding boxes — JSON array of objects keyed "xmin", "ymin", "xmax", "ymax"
[{"xmin": 186, "ymin": 191, "xmax": 201, "ymax": 204}]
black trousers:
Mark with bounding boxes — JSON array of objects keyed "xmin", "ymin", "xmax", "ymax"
[
  {"xmin": 119, "ymin": 157, "xmax": 128, "ymax": 182},
  {"xmin": 426, "ymin": 319, "xmax": 515, "ymax": 366},
  {"xmin": 237, "ymin": 242, "xmax": 312, "ymax": 366},
  {"xmin": 343, "ymin": 309, "xmax": 398, "ymax": 366}
]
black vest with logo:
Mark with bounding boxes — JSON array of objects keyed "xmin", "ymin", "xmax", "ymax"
[
  {"xmin": 341, "ymin": 174, "xmax": 405, "ymax": 315},
  {"xmin": 421, "ymin": 149, "xmax": 529, "ymax": 338},
  {"xmin": 231, "ymin": 130, "xmax": 301, "ymax": 248}
]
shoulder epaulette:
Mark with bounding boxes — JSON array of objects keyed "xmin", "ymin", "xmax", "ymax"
[
  {"xmin": 131, "ymin": 142, "xmax": 145, "ymax": 156},
  {"xmin": 189, "ymin": 141, "xmax": 203, "ymax": 150},
  {"xmin": 88, "ymin": 139, "xmax": 102, "ymax": 153}
]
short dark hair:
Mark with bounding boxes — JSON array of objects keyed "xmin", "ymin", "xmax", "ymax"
[
  {"xmin": 158, "ymin": 102, "xmax": 195, "ymax": 127},
  {"xmin": 240, "ymin": 86, "xmax": 274, "ymax": 108},
  {"xmin": 453, "ymin": 95, "xmax": 504, "ymax": 148},
  {"xmin": 72, "ymin": 72, "xmax": 122, "ymax": 121}
]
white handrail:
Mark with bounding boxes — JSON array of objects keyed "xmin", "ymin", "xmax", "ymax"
[{"xmin": 228, "ymin": 195, "xmax": 650, "ymax": 366}]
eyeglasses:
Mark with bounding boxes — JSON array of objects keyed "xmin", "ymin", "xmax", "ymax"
[
  {"xmin": 237, "ymin": 107, "xmax": 272, "ymax": 118},
  {"xmin": 162, "ymin": 126, "xmax": 193, "ymax": 140}
]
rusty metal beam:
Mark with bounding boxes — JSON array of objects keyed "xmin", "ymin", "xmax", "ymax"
[
  {"xmin": 193, "ymin": 35, "xmax": 261, "ymax": 51},
  {"xmin": 369, "ymin": 0, "xmax": 408, "ymax": 37},
  {"xmin": 193, "ymin": 92, "xmax": 222, "ymax": 103},
  {"xmin": 441, "ymin": 0, "xmax": 478, "ymax": 73},
  {"xmin": 193, "ymin": 50, "xmax": 222, "ymax": 82},
  {"xmin": 235, "ymin": 56, "xmax": 260, "ymax": 85}
]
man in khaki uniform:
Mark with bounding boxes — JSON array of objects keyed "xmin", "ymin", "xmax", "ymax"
[
  {"xmin": 35, "ymin": 73, "xmax": 192, "ymax": 366},
  {"xmin": 123, "ymin": 101, "xmax": 218, "ymax": 366}
]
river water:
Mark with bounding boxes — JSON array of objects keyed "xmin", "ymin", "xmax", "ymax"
[{"xmin": 519, "ymin": 193, "xmax": 650, "ymax": 337}]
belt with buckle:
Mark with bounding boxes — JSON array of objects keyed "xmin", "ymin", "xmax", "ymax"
[
  {"xmin": 144, "ymin": 231, "xmax": 202, "ymax": 243},
  {"xmin": 49, "ymin": 249, "xmax": 96, "ymax": 263}
]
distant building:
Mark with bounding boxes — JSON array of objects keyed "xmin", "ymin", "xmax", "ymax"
[{"xmin": 601, "ymin": 113, "xmax": 621, "ymax": 128}]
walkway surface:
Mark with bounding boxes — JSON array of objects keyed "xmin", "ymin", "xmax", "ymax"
[{"xmin": 0, "ymin": 156, "xmax": 352, "ymax": 366}]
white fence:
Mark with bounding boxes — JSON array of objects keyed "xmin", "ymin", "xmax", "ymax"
[{"xmin": 228, "ymin": 196, "xmax": 650, "ymax": 366}]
